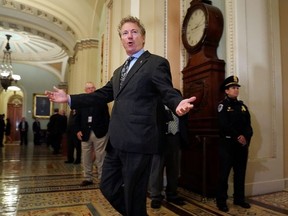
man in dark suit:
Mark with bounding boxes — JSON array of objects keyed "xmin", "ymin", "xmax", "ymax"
[
  {"xmin": 65, "ymin": 109, "xmax": 81, "ymax": 164},
  {"xmin": 18, "ymin": 117, "xmax": 29, "ymax": 146},
  {"xmin": 46, "ymin": 16, "xmax": 196, "ymax": 216},
  {"xmin": 149, "ymin": 89, "xmax": 189, "ymax": 209},
  {"xmin": 47, "ymin": 108, "xmax": 66, "ymax": 154},
  {"xmin": 32, "ymin": 118, "xmax": 41, "ymax": 145},
  {"xmin": 75, "ymin": 82, "xmax": 110, "ymax": 186}
]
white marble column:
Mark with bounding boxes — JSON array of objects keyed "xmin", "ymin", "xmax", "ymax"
[{"xmin": 67, "ymin": 39, "xmax": 99, "ymax": 94}]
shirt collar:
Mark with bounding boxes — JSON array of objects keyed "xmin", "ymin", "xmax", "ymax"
[{"xmin": 130, "ymin": 49, "xmax": 145, "ymax": 59}]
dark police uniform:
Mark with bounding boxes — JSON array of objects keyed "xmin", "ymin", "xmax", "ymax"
[{"xmin": 216, "ymin": 76, "xmax": 253, "ymax": 211}]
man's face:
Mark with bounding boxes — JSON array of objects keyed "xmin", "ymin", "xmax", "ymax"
[
  {"xmin": 120, "ymin": 22, "xmax": 145, "ymax": 56},
  {"xmin": 85, "ymin": 85, "xmax": 95, "ymax": 94}
]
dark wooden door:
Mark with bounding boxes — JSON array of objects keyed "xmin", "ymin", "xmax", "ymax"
[{"xmin": 7, "ymin": 103, "xmax": 22, "ymax": 142}]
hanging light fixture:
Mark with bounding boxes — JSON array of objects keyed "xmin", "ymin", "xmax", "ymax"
[{"xmin": 0, "ymin": 34, "xmax": 21, "ymax": 91}]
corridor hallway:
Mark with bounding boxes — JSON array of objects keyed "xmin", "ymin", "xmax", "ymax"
[{"xmin": 0, "ymin": 143, "xmax": 287, "ymax": 216}]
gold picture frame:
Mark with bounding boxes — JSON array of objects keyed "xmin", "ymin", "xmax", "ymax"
[{"xmin": 33, "ymin": 94, "xmax": 53, "ymax": 119}]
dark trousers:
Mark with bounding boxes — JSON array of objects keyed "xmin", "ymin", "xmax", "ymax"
[
  {"xmin": 20, "ymin": 132, "xmax": 28, "ymax": 145},
  {"xmin": 149, "ymin": 133, "xmax": 181, "ymax": 200},
  {"xmin": 33, "ymin": 132, "xmax": 41, "ymax": 145},
  {"xmin": 66, "ymin": 133, "xmax": 81, "ymax": 162},
  {"xmin": 50, "ymin": 133, "xmax": 62, "ymax": 153},
  {"xmin": 0, "ymin": 132, "xmax": 4, "ymax": 146},
  {"xmin": 217, "ymin": 138, "xmax": 249, "ymax": 204},
  {"xmin": 100, "ymin": 143, "xmax": 152, "ymax": 216}
]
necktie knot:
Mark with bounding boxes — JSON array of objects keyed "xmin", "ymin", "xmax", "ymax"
[
  {"xmin": 126, "ymin": 56, "xmax": 134, "ymax": 63},
  {"xmin": 120, "ymin": 56, "xmax": 134, "ymax": 88}
]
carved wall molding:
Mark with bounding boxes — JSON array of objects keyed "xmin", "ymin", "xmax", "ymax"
[
  {"xmin": 164, "ymin": 0, "xmax": 168, "ymax": 58},
  {"xmin": 225, "ymin": 0, "xmax": 236, "ymax": 77},
  {"xmin": 74, "ymin": 39, "xmax": 99, "ymax": 53}
]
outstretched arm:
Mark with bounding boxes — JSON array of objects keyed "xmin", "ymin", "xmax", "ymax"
[
  {"xmin": 45, "ymin": 86, "xmax": 70, "ymax": 103},
  {"xmin": 176, "ymin": 96, "xmax": 196, "ymax": 116}
]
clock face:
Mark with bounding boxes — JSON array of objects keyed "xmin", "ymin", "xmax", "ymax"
[{"xmin": 186, "ymin": 8, "xmax": 206, "ymax": 47}]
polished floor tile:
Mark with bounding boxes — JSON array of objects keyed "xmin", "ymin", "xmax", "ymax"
[{"xmin": 0, "ymin": 143, "xmax": 287, "ymax": 216}]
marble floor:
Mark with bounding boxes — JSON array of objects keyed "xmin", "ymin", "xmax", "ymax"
[{"xmin": 0, "ymin": 142, "xmax": 287, "ymax": 216}]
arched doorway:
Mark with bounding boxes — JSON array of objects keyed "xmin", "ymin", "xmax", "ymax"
[{"xmin": 6, "ymin": 95, "xmax": 23, "ymax": 142}]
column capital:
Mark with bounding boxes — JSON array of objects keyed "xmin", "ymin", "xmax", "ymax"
[{"xmin": 74, "ymin": 38, "xmax": 99, "ymax": 53}]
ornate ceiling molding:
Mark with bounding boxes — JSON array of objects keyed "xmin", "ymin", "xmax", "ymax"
[
  {"xmin": 0, "ymin": 20, "xmax": 69, "ymax": 54},
  {"xmin": 1, "ymin": 0, "xmax": 76, "ymax": 39}
]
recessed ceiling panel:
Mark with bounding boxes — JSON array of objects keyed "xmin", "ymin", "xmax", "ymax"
[{"xmin": 0, "ymin": 30, "xmax": 67, "ymax": 62}]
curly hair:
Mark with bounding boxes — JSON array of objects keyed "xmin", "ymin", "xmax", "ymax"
[{"xmin": 117, "ymin": 16, "xmax": 146, "ymax": 37}]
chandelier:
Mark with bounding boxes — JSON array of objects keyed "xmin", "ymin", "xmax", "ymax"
[{"xmin": 0, "ymin": 34, "xmax": 21, "ymax": 91}]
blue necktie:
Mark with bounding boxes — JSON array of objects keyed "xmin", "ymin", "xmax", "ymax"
[{"xmin": 120, "ymin": 56, "xmax": 134, "ymax": 88}]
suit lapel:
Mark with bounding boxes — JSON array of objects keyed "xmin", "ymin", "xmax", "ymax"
[
  {"xmin": 115, "ymin": 66, "xmax": 123, "ymax": 91},
  {"xmin": 116, "ymin": 51, "xmax": 151, "ymax": 95}
]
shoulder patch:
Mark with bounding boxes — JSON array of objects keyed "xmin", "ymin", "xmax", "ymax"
[{"xmin": 218, "ymin": 104, "xmax": 223, "ymax": 112}]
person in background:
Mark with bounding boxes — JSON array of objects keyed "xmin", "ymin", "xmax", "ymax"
[
  {"xmin": 65, "ymin": 109, "xmax": 81, "ymax": 164},
  {"xmin": 216, "ymin": 75, "xmax": 253, "ymax": 212},
  {"xmin": 32, "ymin": 118, "xmax": 41, "ymax": 145},
  {"xmin": 45, "ymin": 16, "xmax": 195, "ymax": 216},
  {"xmin": 75, "ymin": 82, "xmax": 110, "ymax": 186},
  {"xmin": 0, "ymin": 114, "xmax": 5, "ymax": 147},
  {"xmin": 60, "ymin": 110, "xmax": 68, "ymax": 131},
  {"xmin": 18, "ymin": 117, "xmax": 29, "ymax": 146},
  {"xmin": 5, "ymin": 117, "xmax": 12, "ymax": 143},
  {"xmin": 47, "ymin": 108, "xmax": 66, "ymax": 154},
  {"xmin": 60, "ymin": 109, "xmax": 68, "ymax": 154},
  {"xmin": 149, "ymin": 89, "xmax": 189, "ymax": 209}
]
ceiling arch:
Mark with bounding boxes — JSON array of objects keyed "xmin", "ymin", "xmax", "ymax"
[{"xmin": 0, "ymin": 0, "xmax": 103, "ymax": 82}]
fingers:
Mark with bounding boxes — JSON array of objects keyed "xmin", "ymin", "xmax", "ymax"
[
  {"xmin": 77, "ymin": 135, "xmax": 82, "ymax": 141},
  {"xmin": 45, "ymin": 91, "xmax": 53, "ymax": 101},
  {"xmin": 45, "ymin": 87, "xmax": 59, "ymax": 95},
  {"xmin": 53, "ymin": 86, "xmax": 58, "ymax": 90},
  {"xmin": 77, "ymin": 132, "xmax": 83, "ymax": 140},
  {"xmin": 187, "ymin": 96, "xmax": 196, "ymax": 103},
  {"xmin": 45, "ymin": 86, "xmax": 58, "ymax": 94},
  {"xmin": 176, "ymin": 96, "xmax": 196, "ymax": 116},
  {"xmin": 176, "ymin": 104, "xmax": 194, "ymax": 116},
  {"xmin": 45, "ymin": 90, "xmax": 52, "ymax": 96},
  {"xmin": 237, "ymin": 135, "xmax": 247, "ymax": 145}
]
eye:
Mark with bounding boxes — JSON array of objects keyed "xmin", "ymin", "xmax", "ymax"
[
  {"xmin": 121, "ymin": 29, "xmax": 140, "ymax": 37},
  {"xmin": 121, "ymin": 31, "xmax": 128, "ymax": 36}
]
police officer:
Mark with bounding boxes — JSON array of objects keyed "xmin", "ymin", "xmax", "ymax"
[{"xmin": 216, "ymin": 76, "xmax": 253, "ymax": 212}]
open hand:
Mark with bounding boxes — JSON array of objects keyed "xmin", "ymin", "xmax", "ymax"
[
  {"xmin": 176, "ymin": 96, "xmax": 196, "ymax": 116},
  {"xmin": 45, "ymin": 86, "xmax": 69, "ymax": 103}
]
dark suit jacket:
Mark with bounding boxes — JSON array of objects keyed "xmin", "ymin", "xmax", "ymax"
[
  {"xmin": 18, "ymin": 121, "xmax": 28, "ymax": 133},
  {"xmin": 33, "ymin": 121, "xmax": 41, "ymax": 133},
  {"xmin": 70, "ymin": 51, "xmax": 183, "ymax": 154},
  {"xmin": 75, "ymin": 103, "xmax": 110, "ymax": 141},
  {"xmin": 47, "ymin": 113, "xmax": 66, "ymax": 135}
]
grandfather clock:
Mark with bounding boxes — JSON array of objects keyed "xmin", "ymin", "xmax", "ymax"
[{"xmin": 180, "ymin": 0, "xmax": 225, "ymax": 197}]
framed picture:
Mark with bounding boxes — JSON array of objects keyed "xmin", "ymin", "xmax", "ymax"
[{"xmin": 33, "ymin": 94, "xmax": 53, "ymax": 119}]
